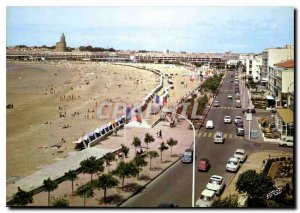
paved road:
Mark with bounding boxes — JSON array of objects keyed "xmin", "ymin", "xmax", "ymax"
[{"xmin": 121, "ymin": 70, "xmax": 292, "ymax": 207}]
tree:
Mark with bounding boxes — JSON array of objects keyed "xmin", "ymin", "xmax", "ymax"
[
  {"xmin": 236, "ymin": 170, "xmax": 275, "ymax": 207},
  {"xmin": 158, "ymin": 142, "xmax": 169, "ymax": 163},
  {"xmin": 133, "ymin": 153, "xmax": 148, "ymax": 179},
  {"xmin": 43, "ymin": 178, "xmax": 58, "ymax": 206},
  {"xmin": 166, "ymin": 138, "xmax": 178, "ymax": 157},
  {"xmin": 144, "ymin": 133, "xmax": 155, "ymax": 153},
  {"xmin": 75, "ymin": 183, "xmax": 94, "ymax": 207},
  {"xmin": 132, "ymin": 137, "xmax": 142, "ymax": 155},
  {"xmin": 80, "ymin": 156, "xmax": 104, "ymax": 182},
  {"xmin": 103, "ymin": 152, "xmax": 116, "ymax": 172},
  {"xmin": 95, "ymin": 174, "xmax": 119, "ymax": 203},
  {"xmin": 148, "ymin": 151, "xmax": 159, "ymax": 171},
  {"xmin": 11, "ymin": 187, "xmax": 33, "ymax": 206},
  {"xmin": 211, "ymin": 194, "xmax": 238, "ymax": 207},
  {"xmin": 64, "ymin": 170, "xmax": 78, "ymax": 195},
  {"xmin": 113, "ymin": 161, "xmax": 139, "ymax": 189},
  {"xmin": 120, "ymin": 144, "xmax": 130, "ymax": 159},
  {"xmin": 51, "ymin": 197, "xmax": 69, "ymax": 207}
]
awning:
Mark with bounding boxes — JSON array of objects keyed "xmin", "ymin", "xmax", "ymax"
[
  {"xmin": 276, "ymin": 108, "xmax": 294, "ymax": 124},
  {"xmin": 265, "ymin": 95, "xmax": 275, "ymax": 100}
]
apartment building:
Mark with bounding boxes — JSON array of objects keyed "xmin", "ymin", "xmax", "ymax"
[
  {"xmin": 245, "ymin": 54, "xmax": 262, "ymax": 82},
  {"xmin": 261, "ymin": 45, "xmax": 294, "ymax": 88}
]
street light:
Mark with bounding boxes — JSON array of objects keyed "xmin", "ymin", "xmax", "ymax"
[
  {"xmin": 169, "ymin": 110, "xmax": 196, "ymax": 207},
  {"xmin": 242, "ymin": 80, "xmax": 252, "ymax": 139}
]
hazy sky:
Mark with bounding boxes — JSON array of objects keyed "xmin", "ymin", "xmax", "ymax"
[{"xmin": 6, "ymin": 7, "xmax": 294, "ymax": 53}]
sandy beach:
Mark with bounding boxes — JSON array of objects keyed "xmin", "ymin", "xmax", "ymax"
[{"xmin": 6, "ymin": 61, "xmax": 198, "ymax": 179}]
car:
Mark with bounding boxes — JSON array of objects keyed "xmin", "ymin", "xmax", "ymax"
[
  {"xmin": 182, "ymin": 149, "xmax": 193, "ymax": 163},
  {"xmin": 205, "ymin": 120, "xmax": 214, "ymax": 129},
  {"xmin": 205, "ymin": 175, "xmax": 226, "ymax": 195},
  {"xmin": 234, "ymin": 116, "xmax": 243, "ymax": 124},
  {"xmin": 214, "ymin": 131, "xmax": 224, "ymax": 143},
  {"xmin": 243, "ymin": 108, "xmax": 256, "ymax": 114},
  {"xmin": 195, "ymin": 189, "xmax": 217, "ymax": 207},
  {"xmin": 230, "ymin": 78, "xmax": 234, "ymax": 82},
  {"xmin": 226, "ymin": 157, "xmax": 240, "ymax": 172},
  {"xmin": 234, "ymin": 149, "xmax": 247, "ymax": 162},
  {"xmin": 235, "ymin": 93, "xmax": 240, "ymax": 98},
  {"xmin": 227, "ymin": 94, "xmax": 233, "ymax": 99},
  {"xmin": 224, "ymin": 116, "xmax": 232, "ymax": 124},
  {"xmin": 236, "ymin": 121, "xmax": 244, "ymax": 128},
  {"xmin": 236, "ymin": 127, "xmax": 245, "ymax": 136},
  {"xmin": 279, "ymin": 136, "xmax": 294, "ymax": 147},
  {"xmin": 235, "ymin": 100, "xmax": 241, "ymax": 108},
  {"xmin": 213, "ymin": 100, "xmax": 220, "ymax": 107},
  {"xmin": 198, "ymin": 158, "xmax": 211, "ymax": 171},
  {"xmin": 157, "ymin": 203, "xmax": 179, "ymax": 208}
]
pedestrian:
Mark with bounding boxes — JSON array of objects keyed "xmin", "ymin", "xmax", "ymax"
[{"xmin": 159, "ymin": 130, "xmax": 162, "ymax": 138}]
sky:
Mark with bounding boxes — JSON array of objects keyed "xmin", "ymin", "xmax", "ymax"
[{"xmin": 6, "ymin": 6, "xmax": 294, "ymax": 53}]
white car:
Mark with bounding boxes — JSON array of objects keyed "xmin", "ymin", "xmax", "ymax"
[
  {"xmin": 213, "ymin": 132, "xmax": 224, "ymax": 143},
  {"xmin": 279, "ymin": 136, "xmax": 294, "ymax": 147},
  {"xmin": 234, "ymin": 116, "xmax": 243, "ymax": 124},
  {"xmin": 224, "ymin": 116, "xmax": 232, "ymax": 124},
  {"xmin": 206, "ymin": 175, "xmax": 226, "ymax": 195},
  {"xmin": 205, "ymin": 120, "xmax": 214, "ymax": 129},
  {"xmin": 226, "ymin": 157, "xmax": 240, "ymax": 172},
  {"xmin": 195, "ymin": 189, "xmax": 217, "ymax": 207},
  {"xmin": 233, "ymin": 149, "xmax": 247, "ymax": 163},
  {"xmin": 227, "ymin": 94, "xmax": 233, "ymax": 99}
]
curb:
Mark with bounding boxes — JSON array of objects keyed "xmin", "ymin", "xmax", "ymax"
[{"xmin": 118, "ymin": 156, "xmax": 183, "ymax": 207}]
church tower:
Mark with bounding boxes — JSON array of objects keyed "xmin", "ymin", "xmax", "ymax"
[{"xmin": 55, "ymin": 33, "xmax": 67, "ymax": 52}]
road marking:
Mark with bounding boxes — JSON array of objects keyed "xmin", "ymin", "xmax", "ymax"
[
  {"xmin": 228, "ymin": 134, "xmax": 233, "ymax": 139},
  {"xmin": 207, "ymin": 132, "xmax": 212, "ymax": 138},
  {"xmin": 224, "ymin": 133, "xmax": 228, "ymax": 138},
  {"xmin": 202, "ymin": 132, "xmax": 207, "ymax": 137},
  {"xmin": 198, "ymin": 132, "xmax": 203, "ymax": 137}
]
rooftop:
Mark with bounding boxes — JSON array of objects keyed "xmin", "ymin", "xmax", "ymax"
[{"xmin": 275, "ymin": 60, "xmax": 294, "ymax": 68}]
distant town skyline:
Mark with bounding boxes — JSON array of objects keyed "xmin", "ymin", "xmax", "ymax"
[{"xmin": 7, "ymin": 6, "xmax": 294, "ymax": 53}]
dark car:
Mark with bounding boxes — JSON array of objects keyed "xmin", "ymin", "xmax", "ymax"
[
  {"xmin": 236, "ymin": 127, "xmax": 245, "ymax": 136},
  {"xmin": 243, "ymin": 108, "xmax": 256, "ymax": 114},
  {"xmin": 198, "ymin": 158, "xmax": 211, "ymax": 171},
  {"xmin": 236, "ymin": 122, "xmax": 244, "ymax": 128},
  {"xmin": 157, "ymin": 203, "xmax": 179, "ymax": 208}
]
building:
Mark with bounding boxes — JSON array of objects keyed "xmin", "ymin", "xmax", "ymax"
[
  {"xmin": 261, "ymin": 45, "xmax": 294, "ymax": 88},
  {"xmin": 245, "ymin": 54, "xmax": 262, "ymax": 82},
  {"xmin": 268, "ymin": 60, "xmax": 294, "ymax": 108},
  {"xmin": 55, "ymin": 33, "xmax": 67, "ymax": 52}
]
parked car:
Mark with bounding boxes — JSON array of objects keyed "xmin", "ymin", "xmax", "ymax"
[
  {"xmin": 214, "ymin": 131, "xmax": 224, "ymax": 143},
  {"xmin": 206, "ymin": 120, "xmax": 214, "ymax": 129},
  {"xmin": 227, "ymin": 94, "xmax": 233, "ymax": 99},
  {"xmin": 182, "ymin": 149, "xmax": 193, "ymax": 163},
  {"xmin": 206, "ymin": 175, "xmax": 226, "ymax": 195},
  {"xmin": 224, "ymin": 116, "xmax": 232, "ymax": 124},
  {"xmin": 234, "ymin": 116, "xmax": 243, "ymax": 124},
  {"xmin": 234, "ymin": 149, "xmax": 247, "ymax": 162},
  {"xmin": 195, "ymin": 189, "xmax": 217, "ymax": 207},
  {"xmin": 226, "ymin": 157, "xmax": 240, "ymax": 172},
  {"xmin": 235, "ymin": 93, "xmax": 240, "ymax": 98},
  {"xmin": 236, "ymin": 121, "xmax": 244, "ymax": 128},
  {"xmin": 243, "ymin": 108, "xmax": 256, "ymax": 114},
  {"xmin": 213, "ymin": 100, "xmax": 220, "ymax": 107},
  {"xmin": 198, "ymin": 158, "xmax": 211, "ymax": 171},
  {"xmin": 235, "ymin": 100, "xmax": 241, "ymax": 108},
  {"xmin": 157, "ymin": 203, "xmax": 179, "ymax": 208},
  {"xmin": 236, "ymin": 127, "xmax": 245, "ymax": 136},
  {"xmin": 279, "ymin": 136, "xmax": 294, "ymax": 147}
]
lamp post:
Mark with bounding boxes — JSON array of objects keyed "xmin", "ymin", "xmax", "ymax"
[
  {"xmin": 243, "ymin": 80, "xmax": 252, "ymax": 139},
  {"xmin": 169, "ymin": 110, "xmax": 196, "ymax": 207}
]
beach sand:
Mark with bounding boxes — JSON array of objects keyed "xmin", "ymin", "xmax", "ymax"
[{"xmin": 6, "ymin": 61, "xmax": 199, "ymax": 179}]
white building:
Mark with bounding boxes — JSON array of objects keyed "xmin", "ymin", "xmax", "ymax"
[
  {"xmin": 261, "ymin": 45, "xmax": 294, "ymax": 87},
  {"xmin": 245, "ymin": 54, "xmax": 262, "ymax": 83},
  {"xmin": 226, "ymin": 59, "xmax": 239, "ymax": 66},
  {"xmin": 268, "ymin": 60, "xmax": 294, "ymax": 108}
]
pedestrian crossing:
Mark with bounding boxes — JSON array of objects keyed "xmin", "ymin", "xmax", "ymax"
[
  {"xmin": 219, "ymin": 89, "xmax": 234, "ymax": 92},
  {"xmin": 213, "ymin": 106, "xmax": 239, "ymax": 109},
  {"xmin": 198, "ymin": 131, "xmax": 244, "ymax": 139}
]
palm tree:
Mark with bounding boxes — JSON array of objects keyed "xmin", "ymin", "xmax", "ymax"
[
  {"xmin": 95, "ymin": 174, "xmax": 119, "ymax": 204},
  {"xmin": 158, "ymin": 142, "xmax": 169, "ymax": 163},
  {"xmin": 166, "ymin": 138, "xmax": 178, "ymax": 157},
  {"xmin": 144, "ymin": 133, "xmax": 155, "ymax": 153},
  {"xmin": 113, "ymin": 161, "xmax": 139, "ymax": 189},
  {"xmin": 11, "ymin": 187, "xmax": 33, "ymax": 206},
  {"xmin": 132, "ymin": 137, "xmax": 141, "ymax": 155},
  {"xmin": 64, "ymin": 170, "xmax": 78, "ymax": 195},
  {"xmin": 133, "ymin": 153, "xmax": 148, "ymax": 179},
  {"xmin": 120, "ymin": 144, "xmax": 129, "ymax": 159},
  {"xmin": 75, "ymin": 183, "xmax": 94, "ymax": 207},
  {"xmin": 80, "ymin": 156, "xmax": 104, "ymax": 182},
  {"xmin": 148, "ymin": 151, "xmax": 159, "ymax": 171},
  {"xmin": 103, "ymin": 152, "xmax": 116, "ymax": 172},
  {"xmin": 43, "ymin": 178, "xmax": 58, "ymax": 206}
]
